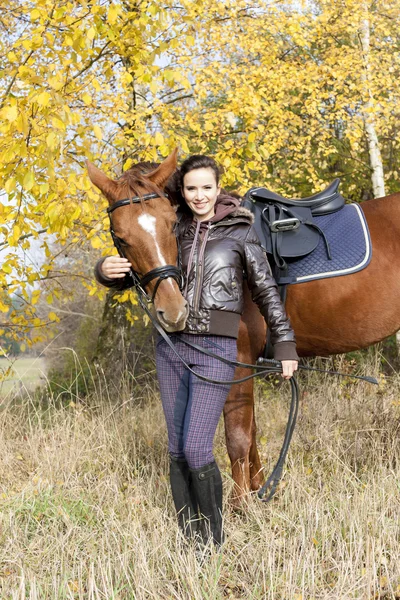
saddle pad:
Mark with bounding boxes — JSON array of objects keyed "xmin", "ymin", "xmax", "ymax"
[{"xmin": 286, "ymin": 203, "xmax": 371, "ymax": 284}]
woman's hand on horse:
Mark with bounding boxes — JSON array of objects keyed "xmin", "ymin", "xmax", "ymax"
[
  {"xmin": 102, "ymin": 256, "xmax": 132, "ymax": 279},
  {"xmin": 281, "ymin": 360, "xmax": 298, "ymax": 379}
]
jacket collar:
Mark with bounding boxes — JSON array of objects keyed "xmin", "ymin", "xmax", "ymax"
[
  {"xmin": 226, "ymin": 205, "xmax": 255, "ymax": 224},
  {"xmin": 178, "ymin": 202, "xmax": 254, "ymax": 237}
]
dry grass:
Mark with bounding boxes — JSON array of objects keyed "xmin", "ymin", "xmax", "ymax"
[
  {"xmin": 0, "ymin": 357, "xmax": 47, "ymax": 395},
  {"xmin": 0, "ymin": 354, "xmax": 399, "ymax": 599}
]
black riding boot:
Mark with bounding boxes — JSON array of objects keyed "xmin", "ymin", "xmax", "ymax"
[
  {"xmin": 169, "ymin": 456, "xmax": 199, "ymax": 538},
  {"xmin": 190, "ymin": 461, "xmax": 224, "ymax": 547}
]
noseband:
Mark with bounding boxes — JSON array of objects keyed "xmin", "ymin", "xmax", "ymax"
[{"xmin": 107, "ymin": 192, "xmax": 184, "ymax": 304}]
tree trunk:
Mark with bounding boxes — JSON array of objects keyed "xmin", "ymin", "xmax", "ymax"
[
  {"xmin": 359, "ymin": 10, "xmax": 399, "ymax": 351},
  {"xmin": 94, "ymin": 290, "xmax": 135, "ymax": 392},
  {"xmin": 359, "ymin": 12, "xmax": 386, "ymax": 199},
  {"xmin": 94, "ymin": 290, "xmax": 155, "ymax": 395}
]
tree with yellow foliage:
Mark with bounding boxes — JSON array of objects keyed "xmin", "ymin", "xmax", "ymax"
[{"xmin": 1, "ymin": 0, "xmax": 399, "ymax": 360}]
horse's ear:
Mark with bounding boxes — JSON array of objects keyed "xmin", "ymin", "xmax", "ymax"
[
  {"xmin": 86, "ymin": 161, "xmax": 118, "ymax": 199},
  {"xmin": 144, "ymin": 148, "xmax": 178, "ymax": 188}
]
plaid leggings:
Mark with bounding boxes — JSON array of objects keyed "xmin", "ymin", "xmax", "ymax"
[{"xmin": 156, "ymin": 334, "xmax": 238, "ymax": 469}]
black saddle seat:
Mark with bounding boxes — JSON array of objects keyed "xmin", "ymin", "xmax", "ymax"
[{"xmin": 248, "ymin": 178, "xmax": 344, "ymax": 216}]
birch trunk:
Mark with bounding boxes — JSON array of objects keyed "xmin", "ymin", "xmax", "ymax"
[
  {"xmin": 359, "ymin": 10, "xmax": 400, "ymax": 351},
  {"xmin": 359, "ymin": 12, "xmax": 386, "ymax": 199}
]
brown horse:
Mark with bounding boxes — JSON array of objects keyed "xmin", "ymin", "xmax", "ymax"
[
  {"xmin": 87, "ymin": 151, "xmax": 188, "ymax": 332},
  {"xmin": 88, "ymin": 151, "xmax": 400, "ymax": 502}
]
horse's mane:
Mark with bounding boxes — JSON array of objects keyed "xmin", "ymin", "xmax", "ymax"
[{"xmin": 119, "ymin": 161, "xmax": 182, "ymax": 206}]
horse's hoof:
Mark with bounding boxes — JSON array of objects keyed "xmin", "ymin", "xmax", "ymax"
[
  {"xmin": 250, "ymin": 476, "xmax": 264, "ymax": 492},
  {"xmin": 228, "ymin": 491, "xmax": 250, "ymax": 513}
]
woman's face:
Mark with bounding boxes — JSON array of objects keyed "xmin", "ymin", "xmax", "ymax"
[{"xmin": 182, "ymin": 167, "xmax": 221, "ymax": 222}]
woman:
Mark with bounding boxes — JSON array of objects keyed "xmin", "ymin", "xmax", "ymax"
[{"xmin": 95, "ymin": 155, "xmax": 298, "ymax": 547}]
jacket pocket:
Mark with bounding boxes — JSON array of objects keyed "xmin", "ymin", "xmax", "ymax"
[{"xmin": 209, "ymin": 267, "xmax": 240, "ymax": 302}]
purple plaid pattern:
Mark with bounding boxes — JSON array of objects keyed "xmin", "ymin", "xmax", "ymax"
[{"xmin": 156, "ymin": 334, "xmax": 237, "ymax": 469}]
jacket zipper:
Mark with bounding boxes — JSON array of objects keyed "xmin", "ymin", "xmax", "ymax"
[
  {"xmin": 184, "ymin": 219, "xmax": 201, "ymax": 299},
  {"xmin": 189, "ymin": 216, "xmax": 248, "ymax": 315},
  {"xmin": 193, "ymin": 223, "xmax": 211, "ymax": 314}
]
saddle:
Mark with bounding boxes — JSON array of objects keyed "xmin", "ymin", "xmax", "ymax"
[{"xmin": 242, "ymin": 179, "xmax": 345, "ymax": 272}]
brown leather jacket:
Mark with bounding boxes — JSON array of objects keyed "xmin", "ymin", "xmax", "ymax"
[{"xmin": 95, "ymin": 204, "xmax": 298, "ymax": 361}]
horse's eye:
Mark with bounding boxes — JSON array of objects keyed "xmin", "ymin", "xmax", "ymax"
[{"xmin": 117, "ymin": 237, "xmax": 128, "ymax": 247}]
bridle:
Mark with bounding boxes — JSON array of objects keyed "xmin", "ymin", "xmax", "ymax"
[{"xmin": 107, "ymin": 192, "xmax": 184, "ymax": 304}]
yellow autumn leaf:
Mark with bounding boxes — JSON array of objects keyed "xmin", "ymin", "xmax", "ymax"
[
  {"xmin": 51, "ymin": 116, "xmax": 66, "ymax": 130},
  {"xmin": 90, "ymin": 236, "xmax": 103, "ymax": 249},
  {"xmin": 37, "ymin": 91, "xmax": 51, "ymax": 107},
  {"xmin": 93, "ymin": 125, "xmax": 103, "ymax": 140},
  {"xmin": 2, "ymin": 105, "xmax": 18, "ymax": 122},
  {"xmin": 82, "ymin": 93, "xmax": 92, "ymax": 106},
  {"xmin": 16, "ymin": 112, "xmax": 28, "ymax": 135},
  {"xmin": 107, "ymin": 5, "xmax": 119, "ymax": 24},
  {"xmin": 154, "ymin": 131, "xmax": 164, "ymax": 145},
  {"xmin": 5, "ymin": 178, "xmax": 16, "ymax": 193},
  {"xmin": 48, "ymin": 312, "xmax": 58, "ymax": 322},
  {"xmin": 48, "ymin": 74, "xmax": 64, "ymax": 90},
  {"xmin": 0, "ymin": 301, "xmax": 9, "ymax": 313},
  {"xmin": 31, "ymin": 35, "xmax": 43, "ymax": 49},
  {"xmin": 46, "ymin": 132, "xmax": 58, "ymax": 150},
  {"xmin": 180, "ymin": 138, "xmax": 190, "ymax": 153},
  {"xmin": 7, "ymin": 51, "xmax": 18, "ymax": 63},
  {"xmin": 23, "ymin": 171, "xmax": 35, "ymax": 191},
  {"xmin": 30, "ymin": 8, "xmax": 41, "ymax": 20},
  {"xmin": 30, "ymin": 291, "xmax": 40, "ymax": 306},
  {"xmin": 87, "ymin": 27, "xmax": 96, "ymax": 40}
]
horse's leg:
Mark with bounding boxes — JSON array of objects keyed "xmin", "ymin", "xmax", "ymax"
[
  {"xmin": 249, "ymin": 409, "xmax": 263, "ymax": 491},
  {"xmin": 223, "ymin": 375, "xmax": 255, "ymax": 506},
  {"xmin": 224, "ymin": 285, "xmax": 266, "ymax": 506},
  {"xmin": 225, "ymin": 379, "xmax": 263, "ymax": 494},
  {"xmin": 224, "ymin": 286, "xmax": 266, "ymax": 505}
]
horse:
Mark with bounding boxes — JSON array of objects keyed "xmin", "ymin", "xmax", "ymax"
[{"xmin": 87, "ymin": 150, "xmax": 400, "ymax": 503}]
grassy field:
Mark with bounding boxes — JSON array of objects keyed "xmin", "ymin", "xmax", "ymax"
[
  {"xmin": 0, "ymin": 356, "xmax": 47, "ymax": 396},
  {"xmin": 0, "ymin": 354, "xmax": 399, "ymax": 599}
]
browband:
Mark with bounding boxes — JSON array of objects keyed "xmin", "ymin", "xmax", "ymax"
[{"xmin": 107, "ymin": 193, "xmax": 160, "ymax": 214}]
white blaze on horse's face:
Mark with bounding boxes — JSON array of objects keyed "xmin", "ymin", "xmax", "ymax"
[
  {"xmin": 137, "ymin": 212, "xmax": 157, "ymax": 239},
  {"xmin": 137, "ymin": 213, "xmax": 174, "ymax": 288}
]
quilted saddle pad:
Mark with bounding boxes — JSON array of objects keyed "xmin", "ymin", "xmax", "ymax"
[{"xmin": 282, "ymin": 203, "xmax": 372, "ymax": 284}]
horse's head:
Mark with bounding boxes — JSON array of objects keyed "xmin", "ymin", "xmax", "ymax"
[{"xmin": 87, "ymin": 149, "xmax": 188, "ymax": 332}]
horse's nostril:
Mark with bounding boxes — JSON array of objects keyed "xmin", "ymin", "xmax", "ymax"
[{"xmin": 156, "ymin": 306, "xmax": 187, "ymax": 326}]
